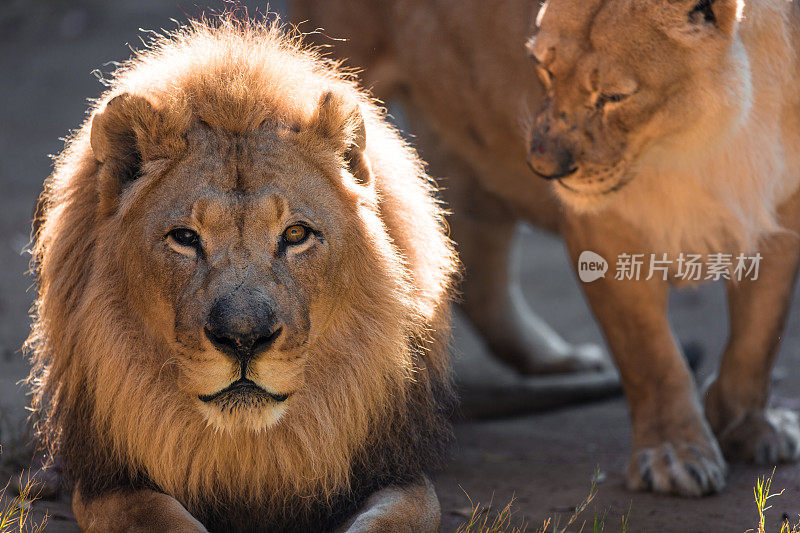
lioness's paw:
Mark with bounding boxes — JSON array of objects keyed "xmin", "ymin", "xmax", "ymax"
[
  {"xmin": 717, "ymin": 409, "xmax": 800, "ymax": 464},
  {"xmin": 566, "ymin": 343, "xmax": 610, "ymax": 372},
  {"xmin": 626, "ymin": 441, "xmax": 727, "ymax": 497}
]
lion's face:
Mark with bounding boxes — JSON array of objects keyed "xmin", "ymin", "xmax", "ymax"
[
  {"xmin": 525, "ymin": 0, "xmax": 746, "ymax": 210},
  {"xmin": 117, "ymin": 122, "xmax": 360, "ymax": 432}
]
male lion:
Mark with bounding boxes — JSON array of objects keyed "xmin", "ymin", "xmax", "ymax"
[
  {"xmin": 27, "ymin": 18, "xmax": 456, "ymax": 531},
  {"xmin": 293, "ymin": 0, "xmax": 800, "ymax": 496}
]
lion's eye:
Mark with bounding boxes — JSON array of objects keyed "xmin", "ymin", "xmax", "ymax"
[
  {"xmin": 282, "ymin": 224, "xmax": 310, "ymax": 245},
  {"xmin": 168, "ymin": 228, "xmax": 200, "ymax": 248},
  {"xmin": 596, "ymin": 92, "xmax": 629, "ymax": 109},
  {"xmin": 603, "ymin": 93, "xmax": 626, "ymax": 103}
]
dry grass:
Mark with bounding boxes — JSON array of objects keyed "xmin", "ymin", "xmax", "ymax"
[
  {"xmin": 456, "ymin": 468, "xmax": 632, "ymax": 533},
  {"xmin": 748, "ymin": 468, "xmax": 800, "ymax": 533},
  {"xmin": 0, "ymin": 467, "xmax": 47, "ymax": 533},
  {"xmin": 456, "ymin": 464, "xmax": 800, "ymax": 533},
  {"xmin": 0, "ymin": 412, "xmax": 47, "ymax": 533},
  {"xmin": 455, "ymin": 495, "xmax": 529, "ymax": 533}
]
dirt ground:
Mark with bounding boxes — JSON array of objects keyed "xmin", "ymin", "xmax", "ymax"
[{"xmin": 0, "ymin": 2, "xmax": 798, "ymax": 532}]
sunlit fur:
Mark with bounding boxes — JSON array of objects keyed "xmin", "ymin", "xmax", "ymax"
[
  {"xmin": 27, "ymin": 16, "xmax": 457, "ymax": 530},
  {"xmin": 527, "ymin": 0, "xmax": 800, "ymax": 254}
]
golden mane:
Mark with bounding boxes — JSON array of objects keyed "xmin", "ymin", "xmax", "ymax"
[{"xmin": 27, "ymin": 16, "xmax": 456, "ymax": 530}]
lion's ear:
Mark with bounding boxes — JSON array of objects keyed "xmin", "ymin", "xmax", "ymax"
[
  {"xmin": 312, "ymin": 91, "xmax": 372, "ymax": 186},
  {"xmin": 90, "ymin": 93, "xmax": 160, "ymax": 185}
]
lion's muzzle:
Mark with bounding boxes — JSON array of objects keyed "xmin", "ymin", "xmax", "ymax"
[
  {"xmin": 527, "ymin": 134, "xmax": 577, "ymax": 180},
  {"xmin": 204, "ymin": 294, "xmax": 283, "ymax": 365}
]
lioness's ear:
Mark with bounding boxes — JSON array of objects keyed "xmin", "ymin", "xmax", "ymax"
[
  {"xmin": 312, "ymin": 91, "xmax": 372, "ymax": 186},
  {"xmin": 671, "ymin": 0, "xmax": 742, "ymax": 36},
  {"xmin": 90, "ymin": 93, "xmax": 159, "ymax": 184}
]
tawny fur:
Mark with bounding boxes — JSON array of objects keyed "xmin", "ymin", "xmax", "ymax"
[
  {"xmin": 296, "ymin": 0, "xmax": 800, "ymax": 255},
  {"xmin": 27, "ymin": 17, "xmax": 456, "ymax": 531},
  {"xmin": 567, "ymin": 0, "xmax": 798, "ymax": 254}
]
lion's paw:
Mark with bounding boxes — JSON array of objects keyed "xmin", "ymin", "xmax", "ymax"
[
  {"xmin": 717, "ymin": 409, "xmax": 800, "ymax": 465},
  {"xmin": 510, "ymin": 342, "xmax": 610, "ymax": 375},
  {"xmin": 626, "ymin": 441, "xmax": 727, "ymax": 497}
]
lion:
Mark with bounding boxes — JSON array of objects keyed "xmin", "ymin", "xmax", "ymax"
[
  {"xmin": 27, "ymin": 16, "xmax": 457, "ymax": 532},
  {"xmin": 293, "ymin": 0, "xmax": 800, "ymax": 497}
]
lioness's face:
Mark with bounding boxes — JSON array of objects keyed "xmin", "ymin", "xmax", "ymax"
[
  {"xmin": 526, "ymin": 0, "xmax": 745, "ymax": 209},
  {"xmin": 125, "ymin": 125, "xmax": 359, "ymax": 431}
]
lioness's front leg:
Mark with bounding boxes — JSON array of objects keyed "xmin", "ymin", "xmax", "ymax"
[
  {"xmin": 424, "ymin": 127, "xmax": 607, "ymax": 375},
  {"xmin": 453, "ymin": 192, "xmax": 606, "ymax": 375},
  {"xmin": 562, "ymin": 211, "xmax": 725, "ymax": 496},
  {"xmin": 338, "ymin": 476, "xmax": 440, "ymax": 533},
  {"xmin": 73, "ymin": 484, "xmax": 207, "ymax": 532},
  {"xmin": 705, "ymin": 193, "xmax": 800, "ymax": 464}
]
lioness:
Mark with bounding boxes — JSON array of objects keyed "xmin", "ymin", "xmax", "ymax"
[
  {"xmin": 293, "ymin": 0, "xmax": 800, "ymax": 496},
  {"xmin": 28, "ymin": 18, "xmax": 456, "ymax": 531},
  {"xmin": 295, "ymin": 1, "xmax": 609, "ymax": 378}
]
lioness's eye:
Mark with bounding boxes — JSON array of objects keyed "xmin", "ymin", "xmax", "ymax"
[
  {"xmin": 596, "ymin": 93, "xmax": 629, "ymax": 109},
  {"xmin": 168, "ymin": 228, "xmax": 200, "ymax": 248},
  {"xmin": 282, "ymin": 224, "xmax": 310, "ymax": 245},
  {"xmin": 603, "ymin": 93, "xmax": 626, "ymax": 103}
]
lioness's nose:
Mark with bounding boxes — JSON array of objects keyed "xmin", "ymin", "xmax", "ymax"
[
  {"xmin": 527, "ymin": 136, "xmax": 577, "ymax": 180},
  {"xmin": 204, "ymin": 297, "xmax": 281, "ymax": 363}
]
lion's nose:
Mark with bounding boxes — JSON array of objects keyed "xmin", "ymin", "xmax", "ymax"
[
  {"xmin": 527, "ymin": 136, "xmax": 577, "ymax": 180},
  {"xmin": 204, "ymin": 297, "xmax": 282, "ymax": 363}
]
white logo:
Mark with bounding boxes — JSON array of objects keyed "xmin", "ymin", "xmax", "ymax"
[
  {"xmin": 578, "ymin": 251, "xmax": 608, "ymax": 283},
  {"xmin": 578, "ymin": 251, "xmax": 762, "ymax": 282}
]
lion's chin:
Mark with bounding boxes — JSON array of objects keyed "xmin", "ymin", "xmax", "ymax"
[
  {"xmin": 196, "ymin": 379, "xmax": 292, "ymax": 433},
  {"xmin": 198, "ymin": 399, "xmax": 289, "ymax": 433},
  {"xmin": 552, "ymin": 173, "xmax": 632, "ymax": 213},
  {"xmin": 198, "ymin": 378, "xmax": 291, "ymax": 404}
]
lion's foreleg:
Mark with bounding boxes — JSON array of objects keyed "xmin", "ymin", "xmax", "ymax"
[
  {"xmin": 414, "ymin": 118, "xmax": 607, "ymax": 377},
  {"xmin": 562, "ymin": 210, "xmax": 726, "ymax": 497},
  {"xmin": 337, "ymin": 476, "xmax": 440, "ymax": 533},
  {"xmin": 705, "ymin": 192, "xmax": 800, "ymax": 464},
  {"xmin": 73, "ymin": 484, "xmax": 207, "ymax": 533}
]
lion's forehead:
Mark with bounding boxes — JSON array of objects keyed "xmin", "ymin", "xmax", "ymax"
[
  {"xmin": 189, "ymin": 192, "xmax": 287, "ymax": 235},
  {"xmin": 150, "ymin": 185, "xmax": 334, "ymax": 243},
  {"xmin": 179, "ymin": 126, "xmax": 321, "ymax": 189},
  {"xmin": 147, "ymin": 132, "xmax": 340, "ymax": 233},
  {"xmin": 541, "ymin": 0, "xmax": 666, "ymax": 31},
  {"xmin": 538, "ymin": 0, "xmax": 604, "ymax": 34},
  {"xmin": 537, "ymin": 0, "xmax": 674, "ymax": 68}
]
